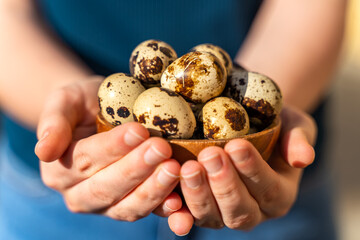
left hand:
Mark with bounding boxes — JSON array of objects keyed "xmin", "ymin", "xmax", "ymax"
[
  {"xmin": 168, "ymin": 105, "xmax": 317, "ymax": 235},
  {"xmin": 35, "ymin": 78, "xmax": 183, "ymax": 223}
]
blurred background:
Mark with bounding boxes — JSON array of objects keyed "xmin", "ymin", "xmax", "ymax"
[
  {"xmin": 0, "ymin": 1, "xmax": 358, "ymax": 239},
  {"xmin": 329, "ymin": 0, "xmax": 360, "ymax": 239}
]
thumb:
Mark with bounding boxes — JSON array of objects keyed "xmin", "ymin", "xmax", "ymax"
[
  {"xmin": 280, "ymin": 105, "xmax": 317, "ymax": 168},
  {"xmin": 35, "ymin": 86, "xmax": 83, "ymax": 162}
]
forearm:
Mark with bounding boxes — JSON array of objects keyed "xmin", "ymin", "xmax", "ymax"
[
  {"xmin": 236, "ymin": 0, "xmax": 347, "ymax": 112},
  {"xmin": 0, "ymin": 0, "xmax": 93, "ymax": 128}
]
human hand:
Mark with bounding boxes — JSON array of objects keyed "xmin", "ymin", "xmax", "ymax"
[
  {"xmin": 168, "ymin": 105, "xmax": 317, "ymax": 235},
  {"xmin": 35, "ymin": 77, "xmax": 183, "ymax": 222}
]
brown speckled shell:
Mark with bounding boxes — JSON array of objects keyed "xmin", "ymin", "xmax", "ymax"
[
  {"xmin": 224, "ymin": 69, "xmax": 283, "ymax": 129},
  {"xmin": 161, "ymin": 51, "xmax": 227, "ymax": 103},
  {"xmin": 97, "ymin": 73, "xmax": 145, "ymax": 126},
  {"xmin": 129, "ymin": 40, "xmax": 177, "ymax": 86},
  {"xmin": 96, "ymin": 113, "xmax": 281, "ymax": 163},
  {"xmin": 190, "ymin": 43, "xmax": 233, "ymax": 75},
  {"xmin": 202, "ymin": 97, "xmax": 249, "ymax": 139},
  {"xmin": 132, "ymin": 87, "xmax": 196, "ymax": 139}
]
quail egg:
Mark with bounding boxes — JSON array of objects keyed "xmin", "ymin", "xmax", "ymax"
[
  {"xmin": 133, "ymin": 87, "xmax": 196, "ymax": 139},
  {"xmin": 202, "ymin": 97, "xmax": 249, "ymax": 139},
  {"xmin": 224, "ymin": 69, "xmax": 283, "ymax": 129},
  {"xmin": 161, "ymin": 51, "xmax": 227, "ymax": 103},
  {"xmin": 98, "ymin": 73, "xmax": 145, "ymax": 126},
  {"xmin": 129, "ymin": 39, "xmax": 177, "ymax": 87},
  {"xmin": 190, "ymin": 43, "xmax": 233, "ymax": 75}
]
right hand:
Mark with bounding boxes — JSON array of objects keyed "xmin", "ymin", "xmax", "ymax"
[{"xmin": 35, "ymin": 77, "xmax": 183, "ymax": 222}]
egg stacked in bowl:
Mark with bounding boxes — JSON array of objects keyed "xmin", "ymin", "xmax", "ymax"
[{"xmin": 97, "ymin": 39, "xmax": 282, "ymax": 141}]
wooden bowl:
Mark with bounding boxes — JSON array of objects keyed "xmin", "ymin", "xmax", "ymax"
[{"xmin": 96, "ymin": 113, "xmax": 281, "ymax": 164}]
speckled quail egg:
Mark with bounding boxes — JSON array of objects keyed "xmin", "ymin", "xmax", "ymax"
[
  {"xmin": 129, "ymin": 39, "xmax": 177, "ymax": 87},
  {"xmin": 161, "ymin": 51, "xmax": 227, "ymax": 103},
  {"xmin": 98, "ymin": 73, "xmax": 145, "ymax": 126},
  {"xmin": 224, "ymin": 69, "xmax": 283, "ymax": 129},
  {"xmin": 133, "ymin": 87, "xmax": 196, "ymax": 139},
  {"xmin": 202, "ymin": 97, "xmax": 249, "ymax": 139},
  {"xmin": 190, "ymin": 43, "xmax": 233, "ymax": 75}
]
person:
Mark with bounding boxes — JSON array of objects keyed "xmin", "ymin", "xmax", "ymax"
[{"xmin": 0, "ymin": 0, "xmax": 346, "ymax": 239}]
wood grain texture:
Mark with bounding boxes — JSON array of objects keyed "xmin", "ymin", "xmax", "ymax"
[{"xmin": 96, "ymin": 113, "xmax": 281, "ymax": 164}]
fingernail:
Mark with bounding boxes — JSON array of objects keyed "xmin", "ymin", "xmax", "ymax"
[
  {"xmin": 39, "ymin": 131, "xmax": 50, "ymax": 142},
  {"xmin": 182, "ymin": 171, "xmax": 202, "ymax": 189},
  {"xmin": 200, "ymin": 153, "xmax": 222, "ymax": 175},
  {"xmin": 157, "ymin": 167, "xmax": 179, "ymax": 186},
  {"xmin": 164, "ymin": 202, "xmax": 177, "ymax": 212},
  {"xmin": 227, "ymin": 147, "xmax": 249, "ymax": 163},
  {"xmin": 144, "ymin": 145, "xmax": 168, "ymax": 165},
  {"xmin": 35, "ymin": 131, "xmax": 49, "ymax": 151},
  {"xmin": 124, "ymin": 129, "xmax": 145, "ymax": 147},
  {"xmin": 175, "ymin": 231, "xmax": 190, "ymax": 237}
]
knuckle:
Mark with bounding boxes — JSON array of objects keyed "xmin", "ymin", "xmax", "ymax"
[
  {"xmin": 134, "ymin": 188, "xmax": 148, "ymax": 202},
  {"xmin": 271, "ymin": 198, "xmax": 294, "ymax": 218},
  {"xmin": 105, "ymin": 208, "xmax": 125, "ymax": 221},
  {"xmin": 195, "ymin": 218, "xmax": 224, "ymax": 229},
  {"xmin": 135, "ymin": 188, "xmax": 158, "ymax": 204},
  {"xmin": 52, "ymin": 86, "xmax": 83, "ymax": 113},
  {"xmin": 187, "ymin": 199, "xmax": 212, "ymax": 215},
  {"xmin": 73, "ymin": 142, "xmax": 93, "ymax": 174},
  {"xmin": 88, "ymin": 181, "xmax": 116, "ymax": 207},
  {"xmin": 189, "ymin": 199, "xmax": 225, "ymax": 229},
  {"xmin": 274, "ymin": 205, "xmax": 292, "ymax": 218},
  {"xmin": 121, "ymin": 167, "xmax": 142, "ymax": 184},
  {"xmin": 40, "ymin": 162, "xmax": 71, "ymax": 191},
  {"xmin": 108, "ymin": 208, "xmax": 149, "ymax": 222},
  {"xmin": 260, "ymin": 181, "xmax": 281, "ymax": 206},
  {"xmin": 124, "ymin": 215, "xmax": 141, "ymax": 222},
  {"xmin": 213, "ymin": 182, "xmax": 239, "ymax": 202},
  {"xmin": 126, "ymin": 211, "xmax": 149, "ymax": 222},
  {"xmin": 41, "ymin": 173, "xmax": 61, "ymax": 191},
  {"xmin": 53, "ymin": 88, "xmax": 72, "ymax": 105},
  {"xmin": 64, "ymin": 197, "xmax": 83, "ymax": 213},
  {"xmin": 59, "ymin": 85, "xmax": 82, "ymax": 103},
  {"xmin": 224, "ymin": 213, "xmax": 256, "ymax": 230},
  {"xmin": 260, "ymin": 180, "xmax": 296, "ymax": 218}
]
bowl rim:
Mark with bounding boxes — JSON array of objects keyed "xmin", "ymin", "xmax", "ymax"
[
  {"xmin": 96, "ymin": 112, "xmax": 281, "ymax": 143},
  {"xmin": 168, "ymin": 115, "xmax": 281, "ymax": 143}
]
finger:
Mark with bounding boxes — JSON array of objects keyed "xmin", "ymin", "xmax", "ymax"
[
  {"xmin": 281, "ymin": 128, "xmax": 316, "ymax": 168},
  {"xmin": 104, "ymin": 160, "xmax": 180, "ymax": 221},
  {"xmin": 153, "ymin": 192, "xmax": 183, "ymax": 217},
  {"xmin": 63, "ymin": 137, "xmax": 172, "ymax": 212},
  {"xmin": 40, "ymin": 122, "xmax": 149, "ymax": 191},
  {"xmin": 198, "ymin": 147, "xmax": 263, "ymax": 230},
  {"xmin": 280, "ymin": 106, "xmax": 317, "ymax": 168},
  {"xmin": 35, "ymin": 79, "xmax": 102, "ymax": 162},
  {"xmin": 225, "ymin": 139, "xmax": 299, "ymax": 217},
  {"xmin": 180, "ymin": 160, "xmax": 223, "ymax": 228},
  {"xmin": 168, "ymin": 207, "xmax": 194, "ymax": 237},
  {"xmin": 35, "ymin": 86, "xmax": 88, "ymax": 162}
]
